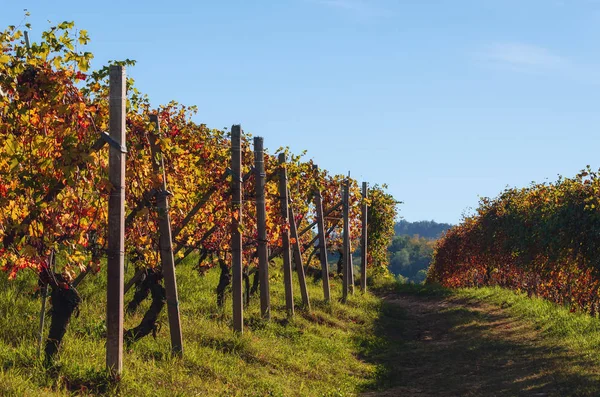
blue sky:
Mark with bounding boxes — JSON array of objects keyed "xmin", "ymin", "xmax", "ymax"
[{"xmin": 3, "ymin": 0, "xmax": 600, "ymax": 224}]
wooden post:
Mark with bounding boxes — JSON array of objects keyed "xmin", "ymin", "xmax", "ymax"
[
  {"xmin": 313, "ymin": 166, "xmax": 330, "ymax": 302},
  {"xmin": 361, "ymin": 182, "xmax": 368, "ymax": 292},
  {"xmin": 342, "ymin": 178, "xmax": 350, "ymax": 303},
  {"xmin": 37, "ymin": 251, "xmax": 53, "ymax": 359},
  {"xmin": 347, "ymin": 177, "xmax": 355, "ymax": 295},
  {"xmin": 348, "ymin": 233, "xmax": 355, "ymax": 295},
  {"xmin": 231, "ymin": 125, "xmax": 244, "ymax": 332},
  {"xmin": 36, "ymin": 282, "xmax": 48, "ymax": 360},
  {"xmin": 24, "ymin": 31, "xmax": 30, "ymax": 49},
  {"xmin": 254, "ymin": 137, "xmax": 270, "ymax": 319},
  {"xmin": 149, "ymin": 115, "xmax": 183, "ymax": 355},
  {"xmin": 289, "ymin": 206, "xmax": 311, "ymax": 310},
  {"xmin": 278, "ymin": 153, "xmax": 294, "ymax": 317},
  {"xmin": 106, "ymin": 65, "xmax": 126, "ymax": 377}
]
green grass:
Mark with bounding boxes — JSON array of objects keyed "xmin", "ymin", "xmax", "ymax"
[
  {"xmin": 0, "ymin": 259, "xmax": 404, "ymax": 396},
  {"xmin": 453, "ymin": 286, "xmax": 600, "ymax": 362},
  {"xmin": 388, "ymin": 282, "xmax": 600, "ymax": 362},
  {"xmin": 11, "ymin": 262, "xmax": 600, "ymax": 396}
]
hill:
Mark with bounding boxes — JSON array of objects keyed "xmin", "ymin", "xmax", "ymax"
[{"xmin": 393, "ymin": 220, "xmax": 452, "ymax": 239}]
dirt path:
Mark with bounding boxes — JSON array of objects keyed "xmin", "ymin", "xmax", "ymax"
[{"xmin": 362, "ymin": 292, "xmax": 600, "ymax": 397}]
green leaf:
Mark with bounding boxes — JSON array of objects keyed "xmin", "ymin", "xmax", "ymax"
[{"xmin": 78, "ymin": 30, "xmax": 89, "ymax": 45}]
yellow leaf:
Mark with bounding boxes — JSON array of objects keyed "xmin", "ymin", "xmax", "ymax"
[{"xmin": 0, "ymin": 54, "xmax": 10, "ymax": 65}]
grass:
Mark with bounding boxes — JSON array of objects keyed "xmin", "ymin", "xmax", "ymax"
[
  {"xmin": 0, "ymin": 258, "xmax": 405, "ymax": 396},
  {"xmin": 453, "ymin": 286, "xmax": 600, "ymax": 363},
  {"xmin": 7, "ymin": 261, "xmax": 600, "ymax": 396}
]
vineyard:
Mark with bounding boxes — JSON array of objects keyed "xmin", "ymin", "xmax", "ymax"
[
  {"xmin": 0, "ymin": 18, "xmax": 398, "ymax": 384},
  {"xmin": 428, "ymin": 167, "xmax": 600, "ymax": 315}
]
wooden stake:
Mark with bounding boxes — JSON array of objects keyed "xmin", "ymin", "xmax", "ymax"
[
  {"xmin": 348, "ymin": 178, "xmax": 355, "ymax": 295},
  {"xmin": 342, "ymin": 178, "xmax": 350, "ymax": 303},
  {"xmin": 24, "ymin": 31, "xmax": 30, "ymax": 50},
  {"xmin": 361, "ymin": 182, "xmax": 368, "ymax": 292},
  {"xmin": 278, "ymin": 153, "xmax": 294, "ymax": 317},
  {"xmin": 254, "ymin": 137, "xmax": 270, "ymax": 319},
  {"xmin": 149, "ymin": 115, "xmax": 183, "ymax": 355},
  {"xmin": 37, "ymin": 251, "xmax": 53, "ymax": 359},
  {"xmin": 289, "ymin": 206, "xmax": 311, "ymax": 310},
  {"xmin": 313, "ymin": 165, "xmax": 331, "ymax": 302},
  {"xmin": 231, "ymin": 125, "xmax": 244, "ymax": 333},
  {"xmin": 347, "ymin": 176, "xmax": 355, "ymax": 295},
  {"xmin": 106, "ymin": 65, "xmax": 126, "ymax": 378},
  {"xmin": 348, "ymin": 231, "xmax": 355, "ymax": 295}
]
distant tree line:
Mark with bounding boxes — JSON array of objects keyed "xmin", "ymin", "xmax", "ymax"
[
  {"xmin": 393, "ymin": 220, "xmax": 452, "ymax": 240},
  {"xmin": 388, "ymin": 220, "xmax": 452, "ymax": 283}
]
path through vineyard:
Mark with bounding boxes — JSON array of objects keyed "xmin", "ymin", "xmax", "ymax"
[{"xmin": 364, "ymin": 289, "xmax": 600, "ymax": 397}]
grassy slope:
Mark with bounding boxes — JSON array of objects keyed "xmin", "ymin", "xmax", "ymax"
[
  {"xmin": 452, "ymin": 286, "xmax": 600, "ymax": 395},
  {"xmin": 0, "ymin": 258, "xmax": 404, "ymax": 397},
  {"xmin": 389, "ymin": 282, "xmax": 600, "ymax": 357},
  {"xmin": 6, "ymin": 258, "xmax": 600, "ymax": 396},
  {"xmin": 454, "ymin": 286, "xmax": 600, "ymax": 364}
]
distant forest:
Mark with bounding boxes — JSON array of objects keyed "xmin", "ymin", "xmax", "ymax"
[
  {"xmin": 393, "ymin": 220, "xmax": 453, "ymax": 239},
  {"xmin": 388, "ymin": 220, "xmax": 453, "ymax": 283}
]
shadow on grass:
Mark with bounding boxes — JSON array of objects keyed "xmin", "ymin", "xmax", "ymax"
[
  {"xmin": 357, "ymin": 283, "xmax": 600, "ymax": 396},
  {"xmin": 47, "ymin": 366, "xmax": 115, "ymax": 395}
]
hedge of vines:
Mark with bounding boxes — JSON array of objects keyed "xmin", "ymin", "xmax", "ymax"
[
  {"xmin": 428, "ymin": 167, "xmax": 600, "ymax": 315},
  {"xmin": 0, "ymin": 21, "xmax": 397, "ymax": 285}
]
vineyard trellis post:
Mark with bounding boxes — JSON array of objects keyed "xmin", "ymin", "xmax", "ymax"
[
  {"xmin": 347, "ymin": 176, "xmax": 355, "ymax": 295},
  {"xmin": 278, "ymin": 153, "xmax": 295, "ymax": 317},
  {"xmin": 289, "ymin": 206, "xmax": 311, "ymax": 310},
  {"xmin": 106, "ymin": 65, "xmax": 126, "ymax": 377},
  {"xmin": 231, "ymin": 125, "xmax": 244, "ymax": 332},
  {"xmin": 36, "ymin": 251, "xmax": 53, "ymax": 359},
  {"xmin": 348, "ymin": 234, "xmax": 354, "ymax": 295},
  {"xmin": 361, "ymin": 181, "xmax": 368, "ymax": 292},
  {"xmin": 254, "ymin": 137, "xmax": 270, "ymax": 319},
  {"xmin": 342, "ymin": 177, "xmax": 350, "ymax": 302},
  {"xmin": 312, "ymin": 165, "xmax": 330, "ymax": 302},
  {"xmin": 148, "ymin": 115, "xmax": 183, "ymax": 355}
]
